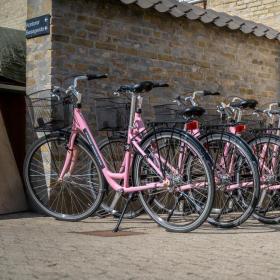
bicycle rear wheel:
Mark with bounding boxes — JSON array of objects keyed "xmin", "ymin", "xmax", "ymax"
[
  {"xmin": 24, "ymin": 132, "xmax": 105, "ymax": 221},
  {"xmin": 249, "ymin": 134, "xmax": 280, "ymax": 224},
  {"xmin": 99, "ymin": 137, "xmax": 143, "ymax": 218},
  {"xmin": 132, "ymin": 128, "xmax": 215, "ymax": 232},
  {"xmin": 199, "ymin": 132, "xmax": 260, "ymax": 228}
]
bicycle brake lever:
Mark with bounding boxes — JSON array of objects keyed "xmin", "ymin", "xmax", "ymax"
[{"xmin": 172, "ymin": 96, "xmax": 183, "ymax": 106}]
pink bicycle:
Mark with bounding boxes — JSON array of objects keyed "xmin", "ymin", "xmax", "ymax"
[
  {"xmin": 154, "ymin": 92, "xmax": 260, "ymax": 228},
  {"xmin": 24, "ymin": 75, "xmax": 215, "ymax": 232},
  {"xmin": 221, "ymin": 98, "xmax": 280, "ymax": 224}
]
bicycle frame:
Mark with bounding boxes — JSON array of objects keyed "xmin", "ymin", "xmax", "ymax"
[
  {"xmin": 108, "ymin": 114, "xmax": 253, "ymax": 192},
  {"xmin": 58, "ymin": 94, "xmax": 200, "ymax": 194},
  {"xmin": 186, "ymin": 121, "xmax": 255, "ymax": 190}
]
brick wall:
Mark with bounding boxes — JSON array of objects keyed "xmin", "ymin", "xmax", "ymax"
[
  {"xmin": 0, "ymin": 0, "xmax": 27, "ymax": 30},
  {"xmin": 208, "ymin": 0, "xmax": 280, "ymax": 31},
  {"xmin": 26, "ymin": 0, "xmax": 280, "ymax": 130}
]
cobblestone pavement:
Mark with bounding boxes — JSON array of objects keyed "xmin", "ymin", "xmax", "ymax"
[{"xmin": 0, "ymin": 212, "xmax": 280, "ymax": 280}]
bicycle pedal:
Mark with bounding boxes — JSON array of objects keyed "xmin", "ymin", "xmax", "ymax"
[{"xmin": 95, "ymin": 209, "xmax": 111, "ymax": 218}]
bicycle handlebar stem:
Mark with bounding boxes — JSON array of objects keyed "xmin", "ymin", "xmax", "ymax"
[{"xmin": 184, "ymin": 96, "xmax": 198, "ymax": 106}]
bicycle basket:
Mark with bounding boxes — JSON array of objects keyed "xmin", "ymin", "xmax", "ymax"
[
  {"xmin": 153, "ymin": 104, "xmax": 186, "ymax": 123},
  {"xmin": 199, "ymin": 108, "xmax": 229, "ymax": 129},
  {"xmin": 95, "ymin": 98, "xmax": 130, "ymax": 131},
  {"xmin": 240, "ymin": 111, "xmax": 266, "ymax": 131},
  {"xmin": 26, "ymin": 89, "xmax": 73, "ymax": 132}
]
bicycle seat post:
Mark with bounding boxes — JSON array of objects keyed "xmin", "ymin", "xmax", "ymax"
[{"xmin": 129, "ymin": 92, "xmax": 137, "ymax": 128}]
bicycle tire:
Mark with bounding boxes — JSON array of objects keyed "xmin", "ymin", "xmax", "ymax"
[
  {"xmin": 24, "ymin": 131, "xmax": 105, "ymax": 221},
  {"xmin": 98, "ymin": 136, "xmax": 143, "ymax": 218},
  {"xmin": 132, "ymin": 127, "xmax": 215, "ymax": 233},
  {"xmin": 198, "ymin": 131, "xmax": 260, "ymax": 228},
  {"xmin": 249, "ymin": 134, "xmax": 280, "ymax": 224}
]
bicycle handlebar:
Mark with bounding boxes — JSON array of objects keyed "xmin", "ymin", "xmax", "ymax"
[
  {"xmin": 116, "ymin": 81, "xmax": 169, "ymax": 94},
  {"xmin": 87, "ymin": 74, "xmax": 108, "ymax": 80},
  {"xmin": 183, "ymin": 90, "xmax": 221, "ymax": 104},
  {"xmin": 201, "ymin": 90, "xmax": 220, "ymax": 96},
  {"xmin": 153, "ymin": 82, "xmax": 169, "ymax": 88}
]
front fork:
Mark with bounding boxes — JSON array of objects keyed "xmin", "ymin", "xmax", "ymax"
[{"xmin": 58, "ymin": 131, "xmax": 78, "ymax": 181}]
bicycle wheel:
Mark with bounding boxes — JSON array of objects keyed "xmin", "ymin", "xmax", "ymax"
[
  {"xmin": 198, "ymin": 132, "xmax": 260, "ymax": 228},
  {"xmin": 249, "ymin": 134, "xmax": 280, "ymax": 224},
  {"xmin": 99, "ymin": 136, "xmax": 143, "ymax": 218},
  {"xmin": 24, "ymin": 132, "xmax": 105, "ymax": 221},
  {"xmin": 132, "ymin": 127, "xmax": 215, "ymax": 232}
]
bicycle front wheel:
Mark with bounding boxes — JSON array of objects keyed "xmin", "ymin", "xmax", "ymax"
[
  {"xmin": 24, "ymin": 132, "xmax": 105, "ymax": 221},
  {"xmin": 132, "ymin": 128, "xmax": 215, "ymax": 233}
]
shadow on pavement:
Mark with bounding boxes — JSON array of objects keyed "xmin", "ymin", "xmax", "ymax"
[
  {"xmin": 1, "ymin": 212, "xmax": 280, "ymax": 235},
  {"xmin": 192, "ymin": 219, "xmax": 280, "ymax": 235},
  {"xmin": 0, "ymin": 211, "xmax": 45, "ymax": 220}
]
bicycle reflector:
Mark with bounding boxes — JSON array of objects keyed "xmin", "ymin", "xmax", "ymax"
[{"xmin": 186, "ymin": 120, "xmax": 199, "ymax": 131}]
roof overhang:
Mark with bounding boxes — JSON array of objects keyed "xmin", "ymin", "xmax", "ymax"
[
  {"xmin": 0, "ymin": 27, "xmax": 26, "ymax": 85},
  {"xmin": 120, "ymin": 0, "xmax": 280, "ymax": 41},
  {"xmin": 0, "ymin": 83, "xmax": 25, "ymax": 93}
]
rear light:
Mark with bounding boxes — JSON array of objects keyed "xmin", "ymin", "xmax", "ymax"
[
  {"xmin": 186, "ymin": 120, "xmax": 199, "ymax": 131},
  {"xmin": 234, "ymin": 123, "xmax": 246, "ymax": 133}
]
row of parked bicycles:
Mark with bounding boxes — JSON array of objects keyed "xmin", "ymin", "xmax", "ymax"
[{"xmin": 24, "ymin": 73, "xmax": 280, "ymax": 232}]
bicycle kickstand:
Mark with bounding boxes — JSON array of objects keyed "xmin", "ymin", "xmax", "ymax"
[{"xmin": 112, "ymin": 194, "xmax": 133, "ymax": 233}]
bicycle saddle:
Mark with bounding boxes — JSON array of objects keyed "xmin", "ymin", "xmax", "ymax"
[
  {"xmin": 181, "ymin": 106, "xmax": 206, "ymax": 117},
  {"xmin": 230, "ymin": 99, "xmax": 258, "ymax": 109}
]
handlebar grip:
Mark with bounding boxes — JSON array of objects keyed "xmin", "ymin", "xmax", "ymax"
[
  {"xmin": 87, "ymin": 74, "xmax": 108, "ymax": 80},
  {"xmin": 52, "ymin": 87, "xmax": 61, "ymax": 94},
  {"xmin": 203, "ymin": 90, "xmax": 220, "ymax": 96},
  {"xmin": 270, "ymin": 109, "xmax": 280, "ymax": 115},
  {"xmin": 117, "ymin": 85, "xmax": 130, "ymax": 93},
  {"xmin": 153, "ymin": 83, "xmax": 169, "ymax": 88},
  {"xmin": 255, "ymin": 109, "xmax": 263, "ymax": 113},
  {"xmin": 52, "ymin": 87, "xmax": 67, "ymax": 96}
]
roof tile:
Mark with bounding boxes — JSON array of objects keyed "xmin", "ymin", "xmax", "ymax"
[
  {"xmin": 200, "ymin": 10, "xmax": 219, "ymax": 24},
  {"xmin": 265, "ymin": 29, "xmax": 280, "ymax": 40},
  {"xmin": 153, "ymin": 0, "xmax": 177, "ymax": 13},
  {"xmin": 136, "ymin": 0, "xmax": 160, "ymax": 9},
  {"xmin": 240, "ymin": 21, "xmax": 258, "ymax": 34},
  {"xmin": 169, "ymin": 6, "xmax": 186, "ymax": 17},
  {"xmin": 253, "ymin": 24, "xmax": 269, "ymax": 37}
]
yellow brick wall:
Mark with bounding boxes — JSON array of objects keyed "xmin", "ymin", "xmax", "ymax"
[
  {"xmin": 207, "ymin": 0, "xmax": 280, "ymax": 31},
  {"xmin": 0, "ymin": 0, "xmax": 27, "ymax": 30}
]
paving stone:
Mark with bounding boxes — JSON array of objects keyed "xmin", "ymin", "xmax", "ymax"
[{"xmin": 0, "ymin": 212, "xmax": 280, "ymax": 280}]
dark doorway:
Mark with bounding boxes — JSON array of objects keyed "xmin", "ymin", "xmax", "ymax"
[{"xmin": 0, "ymin": 90, "xmax": 26, "ymax": 175}]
